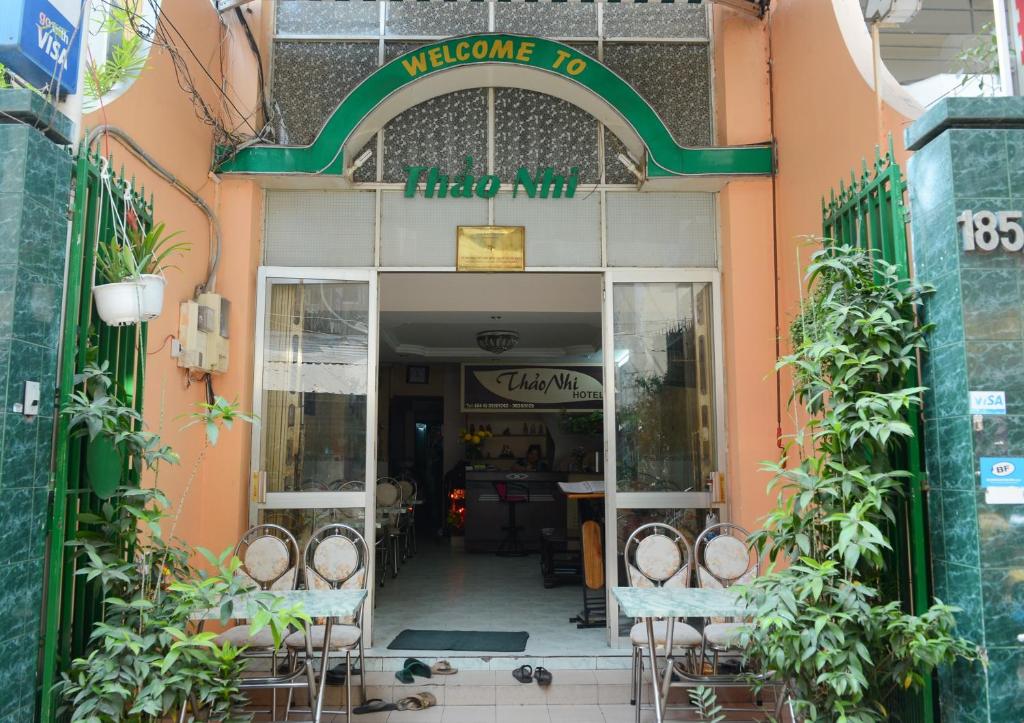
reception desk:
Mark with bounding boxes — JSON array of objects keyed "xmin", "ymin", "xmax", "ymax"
[{"xmin": 464, "ymin": 471, "xmax": 567, "ymax": 553}]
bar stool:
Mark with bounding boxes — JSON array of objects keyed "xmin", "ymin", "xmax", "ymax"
[{"xmin": 494, "ymin": 479, "xmax": 530, "ymax": 556}]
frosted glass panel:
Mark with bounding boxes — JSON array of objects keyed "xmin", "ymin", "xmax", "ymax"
[
  {"xmin": 602, "ymin": 4, "xmax": 708, "ymax": 39},
  {"xmin": 276, "ymin": 1, "xmax": 380, "ymax": 36},
  {"xmin": 606, "ymin": 193, "xmax": 717, "ymax": 268},
  {"xmin": 272, "ymin": 41, "xmax": 379, "ymax": 145},
  {"xmin": 380, "ymin": 191, "xmax": 487, "ymax": 267},
  {"xmin": 385, "ymin": 1, "xmax": 488, "ymax": 36},
  {"xmin": 493, "ymin": 193, "xmax": 600, "ymax": 267},
  {"xmin": 264, "ymin": 191, "xmax": 375, "ymax": 267},
  {"xmin": 495, "ymin": 0, "xmax": 598, "ymax": 37}
]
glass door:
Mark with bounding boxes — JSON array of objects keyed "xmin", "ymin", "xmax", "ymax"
[
  {"xmin": 250, "ymin": 268, "xmax": 379, "ymax": 627},
  {"xmin": 602, "ymin": 269, "xmax": 725, "ymax": 639}
]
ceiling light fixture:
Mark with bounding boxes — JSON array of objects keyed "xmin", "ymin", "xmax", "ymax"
[{"xmin": 476, "ymin": 330, "xmax": 520, "ymax": 355}]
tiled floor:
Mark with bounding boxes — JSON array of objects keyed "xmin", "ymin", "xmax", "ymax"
[
  {"xmin": 371, "ymin": 541, "xmax": 611, "ymax": 656},
  {"xmin": 314, "ymin": 704, "xmax": 662, "ymax": 722}
]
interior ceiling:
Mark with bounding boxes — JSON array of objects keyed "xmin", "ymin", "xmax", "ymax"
[
  {"xmin": 379, "ymin": 273, "xmax": 602, "ymax": 362},
  {"xmin": 868, "ymin": 0, "xmax": 994, "ymax": 84}
]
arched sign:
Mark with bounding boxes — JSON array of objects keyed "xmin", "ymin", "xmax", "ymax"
[{"xmin": 217, "ymin": 34, "xmax": 772, "ymax": 181}]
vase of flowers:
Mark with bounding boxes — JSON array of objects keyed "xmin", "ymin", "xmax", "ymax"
[{"xmin": 461, "ymin": 427, "xmax": 491, "ymax": 460}]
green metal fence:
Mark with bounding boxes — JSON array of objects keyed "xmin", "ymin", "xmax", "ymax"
[
  {"xmin": 38, "ymin": 143, "xmax": 152, "ymax": 721},
  {"xmin": 821, "ymin": 136, "xmax": 933, "ymax": 723}
]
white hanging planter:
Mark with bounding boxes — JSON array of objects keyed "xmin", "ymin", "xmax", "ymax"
[
  {"xmin": 93, "ymin": 281, "xmax": 144, "ymax": 326},
  {"xmin": 138, "ymin": 274, "xmax": 166, "ymax": 321}
]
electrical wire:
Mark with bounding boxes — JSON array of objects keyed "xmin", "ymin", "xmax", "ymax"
[
  {"xmin": 86, "ymin": 125, "xmax": 222, "ymax": 292},
  {"xmin": 233, "ymin": 6, "xmax": 273, "ymax": 139}
]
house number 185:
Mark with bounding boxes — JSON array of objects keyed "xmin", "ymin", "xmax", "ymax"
[{"xmin": 958, "ymin": 210, "xmax": 1024, "ymax": 251}]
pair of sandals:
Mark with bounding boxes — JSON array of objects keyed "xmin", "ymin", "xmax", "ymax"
[
  {"xmin": 512, "ymin": 664, "xmax": 552, "ymax": 686},
  {"xmin": 354, "ymin": 692, "xmax": 437, "ymax": 714},
  {"xmin": 394, "ymin": 657, "xmax": 459, "ymax": 684}
]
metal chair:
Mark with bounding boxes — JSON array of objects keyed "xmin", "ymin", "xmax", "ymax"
[
  {"xmin": 209, "ymin": 524, "xmax": 301, "ymax": 719},
  {"xmin": 493, "ymin": 478, "xmax": 530, "ymax": 556},
  {"xmin": 284, "ymin": 523, "xmax": 369, "ymax": 721},
  {"xmin": 624, "ymin": 523, "xmax": 703, "ymax": 723},
  {"xmin": 375, "ymin": 478, "xmax": 403, "ymax": 584},
  {"xmin": 397, "ymin": 477, "xmax": 418, "ymax": 561},
  {"xmin": 694, "ymin": 522, "xmax": 759, "ymax": 673}
]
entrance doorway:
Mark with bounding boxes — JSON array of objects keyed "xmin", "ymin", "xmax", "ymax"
[
  {"xmin": 374, "ymin": 272, "xmax": 608, "ymax": 655},
  {"xmin": 249, "ymin": 266, "xmax": 724, "ymax": 651}
]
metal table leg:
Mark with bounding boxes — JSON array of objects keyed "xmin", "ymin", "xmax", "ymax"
[
  {"xmin": 314, "ymin": 618, "xmax": 333, "ymax": 722},
  {"xmin": 644, "ymin": 617, "xmax": 664, "ymax": 723}
]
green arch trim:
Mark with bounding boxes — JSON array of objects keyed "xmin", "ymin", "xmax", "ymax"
[{"xmin": 217, "ymin": 34, "xmax": 772, "ymax": 178}]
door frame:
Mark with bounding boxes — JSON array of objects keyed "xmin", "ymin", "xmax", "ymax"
[
  {"xmin": 250, "ymin": 266, "xmax": 380, "ymax": 638},
  {"xmin": 601, "ymin": 268, "xmax": 726, "ymax": 642},
  {"xmin": 250, "ymin": 266, "xmax": 726, "ymax": 648}
]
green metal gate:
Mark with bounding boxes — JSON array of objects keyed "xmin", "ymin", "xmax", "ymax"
[
  {"xmin": 821, "ymin": 137, "xmax": 933, "ymax": 723},
  {"xmin": 38, "ymin": 143, "xmax": 152, "ymax": 721}
]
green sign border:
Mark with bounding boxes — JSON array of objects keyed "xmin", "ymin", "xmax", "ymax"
[{"xmin": 216, "ymin": 34, "xmax": 772, "ymax": 179}]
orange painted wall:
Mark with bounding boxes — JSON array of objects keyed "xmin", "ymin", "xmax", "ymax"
[
  {"xmin": 83, "ymin": 0, "xmax": 263, "ymax": 558},
  {"xmin": 712, "ymin": 0, "xmax": 916, "ymax": 534}
]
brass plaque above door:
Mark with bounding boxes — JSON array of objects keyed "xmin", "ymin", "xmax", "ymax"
[{"xmin": 456, "ymin": 226, "xmax": 525, "ymax": 272}]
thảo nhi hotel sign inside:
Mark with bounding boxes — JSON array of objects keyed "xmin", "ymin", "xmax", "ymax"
[{"xmin": 462, "ymin": 364, "xmax": 603, "ymax": 412}]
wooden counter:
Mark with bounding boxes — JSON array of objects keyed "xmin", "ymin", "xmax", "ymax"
[{"xmin": 464, "ymin": 471, "xmax": 567, "ymax": 553}]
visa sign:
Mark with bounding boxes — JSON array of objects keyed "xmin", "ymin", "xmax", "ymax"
[
  {"xmin": 969, "ymin": 390, "xmax": 1007, "ymax": 415},
  {"xmin": 0, "ymin": 0, "xmax": 82, "ymax": 95}
]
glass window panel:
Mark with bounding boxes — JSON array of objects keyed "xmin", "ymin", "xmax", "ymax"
[
  {"xmin": 261, "ymin": 281, "xmax": 370, "ymax": 494},
  {"xmin": 272, "ymin": 41, "xmax": 379, "ymax": 145},
  {"xmin": 264, "ymin": 191, "xmax": 375, "ymax": 267},
  {"xmin": 494, "ymin": 85, "xmax": 600, "ymax": 185},
  {"xmin": 385, "ymin": 0, "xmax": 488, "ymax": 36},
  {"xmin": 606, "ymin": 193, "xmax": 717, "ymax": 268},
  {"xmin": 276, "ymin": 1, "xmax": 380, "ymax": 36},
  {"xmin": 494, "ymin": 0, "xmax": 598, "ymax": 37},
  {"xmin": 613, "ymin": 282, "xmax": 716, "ymax": 493},
  {"xmin": 602, "ymin": 4, "xmax": 708, "ymax": 39},
  {"xmin": 261, "ymin": 508, "xmax": 367, "ymax": 553},
  {"xmin": 493, "ymin": 192, "xmax": 601, "ymax": 267},
  {"xmin": 381, "ymin": 90, "xmax": 488, "ymax": 184},
  {"xmin": 380, "ymin": 191, "xmax": 488, "ymax": 266},
  {"xmin": 602, "ymin": 43, "xmax": 712, "ymax": 182}
]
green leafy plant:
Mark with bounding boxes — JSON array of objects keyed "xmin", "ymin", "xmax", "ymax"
[
  {"xmin": 96, "ymin": 236, "xmax": 144, "ymax": 282},
  {"xmin": 954, "ymin": 22, "xmax": 999, "ymax": 95},
  {"xmin": 688, "ymin": 685, "xmax": 725, "ymax": 723},
  {"xmin": 56, "ymin": 366, "xmax": 303, "ymax": 721},
  {"xmin": 739, "ymin": 245, "xmax": 982, "ymax": 722},
  {"xmin": 129, "ymin": 221, "xmax": 190, "ymax": 275},
  {"xmin": 85, "ymin": 0, "xmax": 149, "ymax": 110}
]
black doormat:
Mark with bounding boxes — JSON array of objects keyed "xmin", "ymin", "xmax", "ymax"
[{"xmin": 387, "ymin": 629, "xmax": 529, "ymax": 652}]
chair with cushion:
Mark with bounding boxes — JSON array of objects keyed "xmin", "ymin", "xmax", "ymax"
[
  {"xmin": 215, "ymin": 524, "xmax": 300, "ymax": 648},
  {"xmin": 284, "ymin": 523, "xmax": 369, "ymax": 721},
  {"xmin": 624, "ymin": 523, "xmax": 702, "ymax": 723},
  {"xmin": 694, "ymin": 522, "xmax": 758, "ymax": 672}
]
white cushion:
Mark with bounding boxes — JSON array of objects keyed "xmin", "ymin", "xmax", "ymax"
[
  {"xmin": 630, "ymin": 621, "xmax": 702, "ymax": 648},
  {"xmin": 703, "ymin": 535, "xmax": 752, "ymax": 581},
  {"xmin": 635, "ymin": 535, "xmax": 683, "ymax": 582},
  {"xmin": 285, "ymin": 624, "xmax": 362, "ymax": 650},
  {"xmin": 215, "ymin": 624, "xmax": 278, "ymax": 649},
  {"xmin": 703, "ymin": 622, "xmax": 748, "ymax": 648}
]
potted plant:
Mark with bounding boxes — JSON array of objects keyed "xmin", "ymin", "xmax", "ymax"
[
  {"xmin": 130, "ymin": 222, "xmax": 189, "ymax": 320},
  {"xmin": 92, "ymin": 238, "xmax": 145, "ymax": 326},
  {"xmin": 92, "ymin": 221, "xmax": 188, "ymax": 326}
]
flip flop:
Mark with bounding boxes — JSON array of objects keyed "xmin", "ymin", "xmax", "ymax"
[
  {"xmin": 396, "ymin": 692, "xmax": 437, "ymax": 711},
  {"xmin": 326, "ymin": 663, "xmax": 362, "ymax": 686},
  {"xmin": 404, "ymin": 658, "xmax": 433, "ymax": 678},
  {"xmin": 432, "ymin": 660, "xmax": 458, "ymax": 675},
  {"xmin": 353, "ymin": 699, "xmax": 397, "ymax": 714},
  {"xmin": 534, "ymin": 666, "xmax": 552, "ymax": 687},
  {"xmin": 512, "ymin": 664, "xmax": 534, "ymax": 684}
]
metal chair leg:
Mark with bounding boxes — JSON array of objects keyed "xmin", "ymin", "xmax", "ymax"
[
  {"xmin": 630, "ymin": 645, "xmax": 638, "ymax": 706},
  {"xmin": 345, "ymin": 650, "xmax": 353, "ymax": 720},
  {"xmin": 358, "ymin": 636, "xmax": 367, "ymax": 702},
  {"xmin": 635, "ymin": 648, "xmax": 643, "ymax": 723}
]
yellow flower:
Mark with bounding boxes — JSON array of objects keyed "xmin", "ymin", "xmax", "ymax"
[
  {"xmin": 471, "ymin": 435, "xmax": 481, "ymax": 444},
  {"xmin": 463, "ymin": 433, "xmax": 473, "ymax": 442}
]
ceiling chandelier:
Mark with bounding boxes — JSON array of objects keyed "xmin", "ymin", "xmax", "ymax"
[{"xmin": 476, "ymin": 330, "xmax": 519, "ymax": 355}]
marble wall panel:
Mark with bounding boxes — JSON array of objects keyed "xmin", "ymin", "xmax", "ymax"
[
  {"xmin": 277, "ymin": 0, "xmax": 380, "ymax": 36},
  {"xmin": 494, "ymin": 0, "xmax": 597, "ymax": 37},
  {"xmin": 385, "ymin": 1, "xmax": 488, "ymax": 36}
]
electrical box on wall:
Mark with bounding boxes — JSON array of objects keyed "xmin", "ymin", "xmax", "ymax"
[{"xmin": 178, "ymin": 293, "xmax": 230, "ymax": 374}]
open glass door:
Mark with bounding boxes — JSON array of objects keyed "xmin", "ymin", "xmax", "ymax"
[
  {"xmin": 250, "ymin": 267, "xmax": 379, "ymax": 633},
  {"xmin": 602, "ymin": 269, "xmax": 725, "ymax": 640}
]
